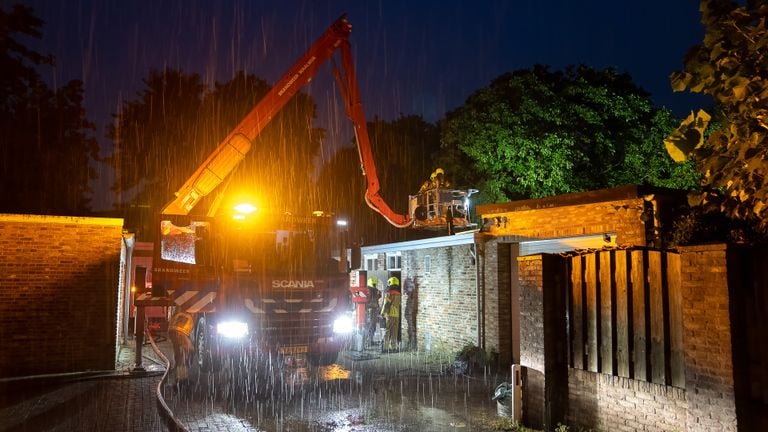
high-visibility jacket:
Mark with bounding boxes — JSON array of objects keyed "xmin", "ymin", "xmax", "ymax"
[
  {"xmin": 170, "ymin": 311, "xmax": 194, "ymax": 337},
  {"xmin": 381, "ymin": 289, "xmax": 401, "ymax": 319}
]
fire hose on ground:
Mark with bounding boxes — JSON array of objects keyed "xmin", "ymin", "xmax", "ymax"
[{"xmin": 144, "ymin": 322, "xmax": 189, "ymax": 432}]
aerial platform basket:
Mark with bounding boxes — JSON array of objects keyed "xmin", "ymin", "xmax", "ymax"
[{"xmin": 408, "ymin": 188, "xmax": 478, "ymax": 232}]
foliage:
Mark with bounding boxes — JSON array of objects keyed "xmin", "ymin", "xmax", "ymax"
[
  {"xmin": 453, "ymin": 342, "xmax": 498, "ymax": 375},
  {"xmin": 0, "ymin": 4, "xmax": 98, "ymax": 214},
  {"xmin": 614, "ymin": 109, "xmax": 701, "ymax": 190},
  {"xmin": 316, "ymin": 115, "xmax": 441, "ymax": 244},
  {"xmin": 668, "ymin": 205, "xmax": 767, "ymax": 246},
  {"xmin": 107, "ymin": 69, "xmax": 322, "ymax": 236},
  {"xmin": 665, "ymin": 0, "xmax": 768, "ymax": 231},
  {"xmin": 438, "ymin": 65, "xmax": 700, "ymax": 205},
  {"xmin": 486, "ymin": 417, "xmax": 528, "ymax": 432}
]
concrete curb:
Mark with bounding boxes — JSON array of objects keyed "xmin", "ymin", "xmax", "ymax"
[{"xmin": 0, "ymin": 368, "xmax": 164, "ymax": 386}]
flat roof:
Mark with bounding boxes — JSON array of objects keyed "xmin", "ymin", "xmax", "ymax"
[
  {"xmin": 476, "ymin": 184, "xmax": 685, "ymax": 215},
  {"xmin": 360, "ymin": 230, "xmax": 478, "ymax": 254},
  {"xmin": 0, "ymin": 213, "xmax": 124, "ymax": 226}
]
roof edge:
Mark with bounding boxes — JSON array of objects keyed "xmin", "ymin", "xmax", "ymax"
[{"xmin": 476, "ymin": 185, "xmax": 686, "ymax": 215}]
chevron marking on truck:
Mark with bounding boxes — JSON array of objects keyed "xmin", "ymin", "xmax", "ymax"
[
  {"xmin": 245, "ymin": 299, "xmax": 265, "ymax": 314},
  {"xmin": 187, "ymin": 292, "xmax": 217, "ymax": 313},
  {"xmin": 173, "ymin": 290, "xmax": 199, "ymax": 306},
  {"xmin": 317, "ymin": 298, "xmax": 337, "ymax": 312}
]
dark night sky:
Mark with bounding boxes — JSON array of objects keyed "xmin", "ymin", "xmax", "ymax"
[{"xmin": 15, "ymin": 0, "xmax": 710, "ymax": 209}]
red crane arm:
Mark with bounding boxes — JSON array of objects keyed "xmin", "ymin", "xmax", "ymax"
[
  {"xmin": 334, "ymin": 40, "xmax": 412, "ymax": 227},
  {"xmin": 161, "ymin": 15, "xmax": 412, "ymax": 227}
]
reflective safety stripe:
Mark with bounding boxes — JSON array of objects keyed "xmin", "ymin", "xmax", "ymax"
[
  {"xmin": 174, "ymin": 291, "xmax": 198, "ymax": 306},
  {"xmin": 316, "ymin": 298, "xmax": 337, "ymax": 312},
  {"xmin": 187, "ymin": 292, "xmax": 216, "ymax": 313},
  {"xmin": 159, "ymin": 289, "xmax": 339, "ymax": 314},
  {"xmin": 245, "ymin": 299, "xmax": 265, "ymax": 314}
]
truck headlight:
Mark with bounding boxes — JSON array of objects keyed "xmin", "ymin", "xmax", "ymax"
[
  {"xmin": 332, "ymin": 315, "xmax": 354, "ymax": 334},
  {"xmin": 216, "ymin": 321, "xmax": 249, "ymax": 339}
]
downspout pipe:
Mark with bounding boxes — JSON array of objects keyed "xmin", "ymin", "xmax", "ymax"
[
  {"xmin": 472, "ymin": 235, "xmax": 485, "ymax": 350},
  {"xmin": 121, "ymin": 232, "xmax": 135, "ymax": 344}
]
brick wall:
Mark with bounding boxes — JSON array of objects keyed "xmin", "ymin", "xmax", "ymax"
[
  {"xmin": 517, "ymin": 255, "xmax": 545, "ymax": 428},
  {"xmin": 513, "ymin": 244, "xmax": 741, "ymax": 431},
  {"xmin": 482, "ymin": 240, "xmax": 512, "ymax": 364},
  {"xmin": 679, "ymin": 244, "xmax": 738, "ymax": 431},
  {"xmin": 0, "ymin": 214, "xmax": 123, "ymax": 377},
  {"xmin": 567, "ymin": 369, "xmax": 687, "ymax": 431},
  {"xmin": 403, "ymin": 245, "xmax": 477, "ymax": 353},
  {"xmin": 521, "ymin": 253, "xmax": 690, "ymax": 432}
]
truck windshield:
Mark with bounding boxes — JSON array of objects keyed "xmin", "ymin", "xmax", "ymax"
[
  {"xmin": 158, "ymin": 218, "xmax": 339, "ymax": 277},
  {"xmin": 159, "ymin": 220, "xmax": 210, "ymax": 265},
  {"xmin": 225, "ymin": 227, "xmax": 336, "ymax": 276}
]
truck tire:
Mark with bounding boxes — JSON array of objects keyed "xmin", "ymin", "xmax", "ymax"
[{"xmin": 195, "ymin": 318, "xmax": 219, "ymax": 372}]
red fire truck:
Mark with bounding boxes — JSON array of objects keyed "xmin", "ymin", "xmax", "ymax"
[{"xmin": 137, "ymin": 15, "xmax": 476, "ymax": 373}]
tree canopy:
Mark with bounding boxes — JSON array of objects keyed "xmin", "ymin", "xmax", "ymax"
[
  {"xmin": 0, "ymin": 4, "xmax": 98, "ymax": 215},
  {"xmin": 438, "ymin": 65, "xmax": 700, "ymax": 205},
  {"xmin": 107, "ymin": 69, "xmax": 323, "ymax": 236},
  {"xmin": 665, "ymin": 0, "xmax": 768, "ymax": 232}
]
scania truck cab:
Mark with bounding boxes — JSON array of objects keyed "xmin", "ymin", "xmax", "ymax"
[{"xmin": 153, "ymin": 208, "xmax": 352, "ymax": 371}]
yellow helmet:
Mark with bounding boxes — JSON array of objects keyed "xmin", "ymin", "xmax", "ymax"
[
  {"xmin": 435, "ymin": 167, "xmax": 444, "ymax": 175},
  {"xmin": 387, "ymin": 276, "xmax": 400, "ymax": 286},
  {"xmin": 367, "ymin": 277, "xmax": 377, "ymax": 287}
]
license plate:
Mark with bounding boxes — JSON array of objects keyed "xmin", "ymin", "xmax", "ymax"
[{"xmin": 278, "ymin": 345, "xmax": 309, "ymax": 355}]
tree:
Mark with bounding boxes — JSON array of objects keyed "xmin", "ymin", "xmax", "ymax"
[
  {"xmin": 108, "ymin": 68, "xmax": 207, "ymax": 217},
  {"xmin": 665, "ymin": 0, "xmax": 768, "ymax": 231},
  {"xmin": 316, "ymin": 115, "xmax": 441, "ymax": 244},
  {"xmin": 614, "ymin": 109, "xmax": 702, "ymax": 190},
  {"xmin": 438, "ymin": 65, "xmax": 700, "ymax": 205},
  {"xmin": 108, "ymin": 69, "xmax": 323, "ymax": 236},
  {"xmin": 0, "ymin": 4, "xmax": 98, "ymax": 215}
]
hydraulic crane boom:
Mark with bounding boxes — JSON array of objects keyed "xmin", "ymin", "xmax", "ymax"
[{"xmin": 161, "ymin": 15, "xmax": 412, "ymax": 228}]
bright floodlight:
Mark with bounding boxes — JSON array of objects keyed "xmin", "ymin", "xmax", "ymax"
[
  {"xmin": 216, "ymin": 321, "xmax": 249, "ymax": 339},
  {"xmin": 333, "ymin": 314, "xmax": 354, "ymax": 334},
  {"xmin": 234, "ymin": 203, "xmax": 257, "ymax": 214},
  {"xmin": 336, "ymin": 219, "xmax": 348, "ymax": 227}
]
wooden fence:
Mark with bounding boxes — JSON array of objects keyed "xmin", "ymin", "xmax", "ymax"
[
  {"xmin": 567, "ymin": 248, "xmax": 684, "ymax": 388},
  {"xmin": 731, "ymin": 247, "xmax": 768, "ymax": 411}
]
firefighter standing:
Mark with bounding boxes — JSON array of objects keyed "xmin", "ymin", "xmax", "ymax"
[
  {"xmin": 366, "ymin": 277, "xmax": 381, "ymax": 344},
  {"xmin": 380, "ymin": 277, "xmax": 402, "ymax": 352},
  {"xmin": 169, "ymin": 308, "xmax": 194, "ymax": 384}
]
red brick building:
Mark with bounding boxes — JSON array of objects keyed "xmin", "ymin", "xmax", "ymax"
[
  {"xmin": 0, "ymin": 214, "xmax": 124, "ymax": 377},
  {"xmin": 360, "ymin": 185, "xmax": 754, "ymax": 431}
]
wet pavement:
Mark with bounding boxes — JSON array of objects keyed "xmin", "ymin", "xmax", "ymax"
[
  {"xmin": 0, "ymin": 341, "xmax": 167, "ymax": 432},
  {"xmin": 163, "ymin": 344, "xmax": 509, "ymax": 432},
  {"xmin": 0, "ymin": 336, "xmax": 514, "ymax": 432}
]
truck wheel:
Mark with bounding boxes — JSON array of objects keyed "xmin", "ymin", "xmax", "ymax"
[
  {"xmin": 195, "ymin": 318, "xmax": 219, "ymax": 372},
  {"xmin": 310, "ymin": 351, "xmax": 339, "ymax": 366}
]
